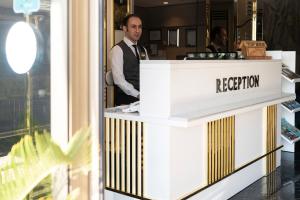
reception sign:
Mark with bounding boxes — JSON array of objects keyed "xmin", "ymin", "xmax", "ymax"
[{"xmin": 140, "ymin": 60, "xmax": 282, "ymax": 117}]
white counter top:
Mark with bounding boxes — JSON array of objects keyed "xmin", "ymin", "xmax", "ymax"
[
  {"xmin": 141, "ymin": 59, "xmax": 281, "ymax": 65},
  {"xmin": 105, "ymin": 92, "xmax": 294, "ymax": 127}
]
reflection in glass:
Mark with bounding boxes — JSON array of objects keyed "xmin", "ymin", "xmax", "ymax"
[
  {"xmin": 5, "ymin": 22, "xmax": 38, "ymax": 74},
  {"xmin": 168, "ymin": 29, "xmax": 179, "ymax": 47},
  {"xmin": 0, "ymin": 0, "xmax": 51, "ymax": 198},
  {"xmin": 114, "ymin": 0, "xmax": 128, "ymax": 30}
]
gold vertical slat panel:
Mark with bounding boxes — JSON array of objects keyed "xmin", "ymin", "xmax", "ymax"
[
  {"xmin": 215, "ymin": 120, "xmax": 218, "ymax": 180},
  {"xmin": 224, "ymin": 118, "xmax": 227, "ymax": 176},
  {"xmin": 274, "ymin": 106, "xmax": 277, "ymax": 170},
  {"xmin": 220, "ymin": 119, "xmax": 223, "ymax": 179},
  {"xmin": 132, "ymin": 121, "xmax": 137, "ymax": 195},
  {"xmin": 121, "ymin": 120, "xmax": 126, "ymax": 192},
  {"xmin": 266, "ymin": 105, "xmax": 277, "ymax": 174},
  {"xmin": 105, "ymin": 118, "xmax": 110, "ymax": 187},
  {"xmin": 220, "ymin": 119, "xmax": 225, "ymax": 177},
  {"xmin": 141, "ymin": 122, "xmax": 145, "ymax": 197},
  {"xmin": 218, "ymin": 119, "xmax": 221, "ymax": 180},
  {"xmin": 210, "ymin": 122, "xmax": 213, "ymax": 184},
  {"xmin": 231, "ymin": 116, "xmax": 235, "ymax": 171},
  {"xmin": 105, "ymin": 118, "xmax": 144, "ymax": 198},
  {"xmin": 267, "ymin": 107, "xmax": 270, "ymax": 173},
  {"xmin": 270, "ymin": 106, "xmax": 273, "ymax": 173},
  {"xmin": 115, "ymin": 119, "xmax": 120, "ymax": 190},
  {"xmin": 267, "ymin": 171, "xmax": 277, "ymax": 196},
  {"xmin": 126, "ymin": 120, "xmax": 131, "ymax": 193},
  {"xmin": 224, "ymin": 118, "xmax": 228, "ymax": 176},
  {"xmin": 228, "ymin": 117, "xmax": 232, "ymax": 172},
  {"xmin": 213, "ymin": 121, "xmax": 217, "ymax": 182},
  {"xmin": 111, "ymin": 118, "xmax": 115, "ymax": 188},
  {"xmin": 137, "ymin": 122, "xmax": 142, "ymax": 196},
  {"xmin": 274, "ymin": 106, "xmax": 277, "ymax": 169},
  {"xmin": 269, "ymin": 107, "xmax": 273, "ymax": 172},
  {"xmin": 274, "ymin": 106, "xmax": 276, "ymax": 168},
  {"xmin": 272, "ymin": 106, "xmax": 274, "ymax": 171},
  {"xmin": 207, "ymin": 116, "xmax": 235, "ymax": 184},
  {"xmin": 225, "ymin": 118, "xmax": 229, "ymax": 175},
  {"xmin": 266, "ymin": 107, "xmax": 269, "ymax": 173},
  {"xmin": 208, "ymin": 122, "xmax": 211, "ymax": 184}
]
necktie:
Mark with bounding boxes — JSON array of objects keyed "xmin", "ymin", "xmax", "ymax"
[{"xmin": 132, "ymin": 45, "xmax": 140, "ymax": 63}]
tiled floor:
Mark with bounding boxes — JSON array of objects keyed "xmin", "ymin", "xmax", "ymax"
[{"xmin": 230, "ymin": 152, "xmax": 300, "ymax": 200}]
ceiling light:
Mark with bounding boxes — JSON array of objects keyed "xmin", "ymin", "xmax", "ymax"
[
  {"xmin": 163, "ymin": 2, "xmax": 169, "ymax": 5},
  {"xmin": 6, "ymin": 22, "xmax": 37, "ymax": 74}
]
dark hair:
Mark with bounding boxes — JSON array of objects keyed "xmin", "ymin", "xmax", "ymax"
[
  {"xmin": 210, "ymin": 26, "xmax": 225, "ymax": 41},
  {"xmin": 122, "ymin": 14, "xmax": 142, "ymax": 27}
]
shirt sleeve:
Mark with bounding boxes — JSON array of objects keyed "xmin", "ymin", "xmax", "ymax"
[{"xmin": 109, "ymin": 46, "xmax": 140, "ymax": 98}]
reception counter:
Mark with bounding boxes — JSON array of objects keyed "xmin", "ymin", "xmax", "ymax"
[{"xmin": 104, "ymin": 59, "xmax": 294, "ymax": 200}]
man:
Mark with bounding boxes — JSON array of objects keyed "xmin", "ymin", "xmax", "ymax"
[
  {"xmin": 109, "ymin": 14, "xmax": 149, "ymax": 106},
  {"xmin": 206, "ymin": 26, "xmax": 228, "ymax": 52}
]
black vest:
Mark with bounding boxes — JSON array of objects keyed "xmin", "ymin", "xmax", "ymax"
[
  {"xmin": 114, "ymin": 41, "xmax": 146, "ymax": 106},
  {"xmin": 117, "ymin": 40, "xmax": 146, "ymax": 91}
]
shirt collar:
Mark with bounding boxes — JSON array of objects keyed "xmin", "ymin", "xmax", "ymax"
[{"xmin": 124, "ymin": 36, "xmax": 137, "ymax": 46}]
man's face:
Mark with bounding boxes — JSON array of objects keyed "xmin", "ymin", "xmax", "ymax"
[
  {"xmin": 216, "ymin": 28, "xmax": 228, "ymax": 47},
  {"xmin": 123, "ymin": 17, "xmax": 142, "ymax": 43}
]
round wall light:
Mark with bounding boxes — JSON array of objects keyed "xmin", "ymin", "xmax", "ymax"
[{"xmin": 5, "ymin": 21, "xmax": 37, "ymax": 74}]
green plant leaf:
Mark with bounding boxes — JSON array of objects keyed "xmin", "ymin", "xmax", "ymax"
[{"xmin": 0, "ymin": 127, "xmax": 91, "ymax": 200}]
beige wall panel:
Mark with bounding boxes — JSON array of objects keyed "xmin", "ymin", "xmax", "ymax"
[{"xmin": 69, "ymin": 0, "xmax": 90, "ymax": 199}]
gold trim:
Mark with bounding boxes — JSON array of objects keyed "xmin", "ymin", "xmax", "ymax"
[
  {"xmin": 224, "ymin": 118, "xmax": 229, "ymax": 176},
  {"xmin": 132, "ymin": 121, "xmax": 137, "ymax": 194},
  {"xmin": 266, "ymin": 105, "xmax": 277, "ymax": 174},
  {"xmin": 207, "ymin": 116, "xmax": 235, "ymax": 184},
  {"xmin": 105, "ymin": 118, "xmax": 110, "ymax": 187},
  {"xmin": 142, "ymin": 122, "xmax": 145, "ymax": 197},
  {"xmin": 121, "ymin": 119, "xmax": 126, "ymax": 192},
  {"xmin": 220, "ymin": 119, "xmax": 223, "ymax": 178},
  {"xmin": 116, "ymin": 119, "xmax": 120, "ymax": 190},
  {"xmin": 232, "ymin": 116, "xmax": 235, "ymax": 171},
  {"xmin": 137, "ymin": 121, "xmax": 142, "ymax": 196},
  {"xmin": 267, "ymin": 171, "xmax": 277, "ymax": 196},
  {"xmin": 111, "ymin": 118, "xmax": 115, "ymax": 188},
  {"xmin": 126, "ymin": 120, "xmax": 131, "ymax": 193},
  {"xmin": 228, "ymin": 117, "xmax": 231, "ymax": 172},
  {"xmin": 105, "ymin": 117, "xmax": 145, "ymax": 197},
  {"xmin": 208, "ymin": 121, "xmax": 211, "ymax": 184},
  {"xmin": 212, "ymin": 121, "xmax": 216, "ymax": 182},
  {"xmin": 217, "ymin": 119, "xmax": 221, "ymax": 180},
  {"xmin": 110, "ymin": 1, "xmax": 115, "ymax": 47},
  {"xmin": 205, "ymin": 0, "xmax": 211, "ymax": 46},
  {"xmin": 252, "ymin": 0, "xmax": 257, "ymax": 40},
  {"xmin": 127, "ymin": 0, "xmax": 133, "ymax": 13}
]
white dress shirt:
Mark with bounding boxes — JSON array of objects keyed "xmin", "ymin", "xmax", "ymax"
[{"xmin": 109, "ymin": 37, "xmax": 149, "ymax": 98}]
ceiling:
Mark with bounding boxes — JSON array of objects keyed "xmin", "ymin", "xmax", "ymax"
[
  {"xmin": 134, "ymin": 0, "xmax": 199, "ymax": 7},
  {"xmin": 135, "ymin": 0, "xmax": 232, "ymax": 7},
  {"xmin": 0, "ymin": 0, "xmax": 231, "ymax": 10}
]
